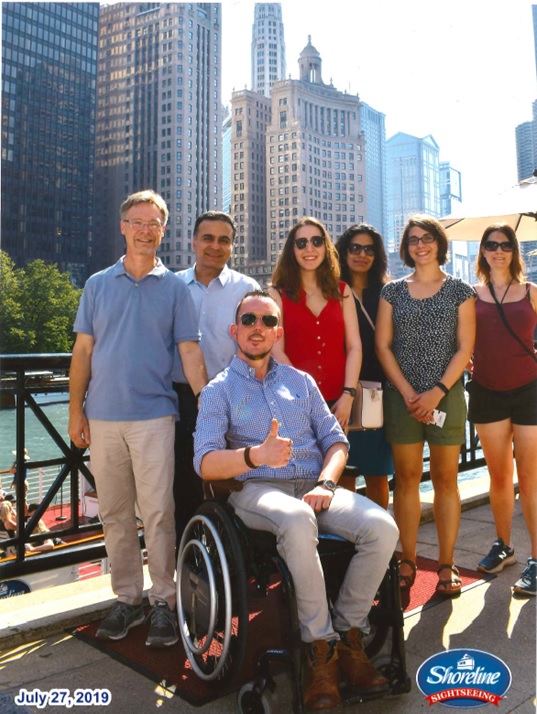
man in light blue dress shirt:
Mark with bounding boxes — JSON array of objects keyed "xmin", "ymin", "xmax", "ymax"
[
  {"xmin": 172, "ymin": 211, "xmax": 259, "ymax": 541},
  {"xmin": 194, "ymin": 290, "xmax": 399, "ymax": 710}
]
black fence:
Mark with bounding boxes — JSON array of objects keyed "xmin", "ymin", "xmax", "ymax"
[{"xmin": 0, "ymin": 353, "xmax": 485, "ymax": 582}]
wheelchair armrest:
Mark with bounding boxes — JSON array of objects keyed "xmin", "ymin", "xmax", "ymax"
[{"xmin": 203, "ymin": 478, "xmax": 244, "ymax": 501}]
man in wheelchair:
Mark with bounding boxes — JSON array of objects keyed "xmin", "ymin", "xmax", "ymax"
[{"xmin": 193, "ymin": 290, "xmax": 399, "ymax": 711}]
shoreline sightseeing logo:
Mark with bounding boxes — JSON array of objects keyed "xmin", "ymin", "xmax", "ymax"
[{"xmin": 417, "ymin": 649, "xmax": 512, "ymax": 708}]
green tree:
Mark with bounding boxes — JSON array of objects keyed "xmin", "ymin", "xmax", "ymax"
[{"xmin": 0, "ymin": 251, "xmax": 82, "ymax": 354}]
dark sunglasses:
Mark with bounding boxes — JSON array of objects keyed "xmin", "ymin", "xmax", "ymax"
[
  {"xmin": 483, "ymin": 240, "xmax": 514, "ymax": 253},
  {"xmin": 294, "ymin": 236, "xmax": 325, "ymax": 249},
  {"xmin": 348, "ymin": 243, "xmax": 375, "ymax": 256},
  {"xmin": 240, "ymin": 312, "xmax": 279, "ymax": 328}
]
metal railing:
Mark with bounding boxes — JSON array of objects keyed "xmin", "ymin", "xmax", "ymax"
[
  {"xmin": 0, "ymin": 354, "xmax": 107, "ymax": 580},
  {"xmin": 1, "ymin": 354, "xmax": 487, "ymax": 582}
]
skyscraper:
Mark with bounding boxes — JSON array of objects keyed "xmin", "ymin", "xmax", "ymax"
[
  {"xmin": 251, "ymin": 3, "xmax": 286, "ymax": 97},
  {"xmin": 515, "ymin": 118, "xmax": 536, "ymax": 181},
  {"xmin": 1, "ymin": 2, "xmax": 99, "ymax": 285},
  {"xmin": 94, "ymin": 2, "xmax": 222, "ymax": 272},
  {"xmin": 231, "ymin": 36, "xmax": 366, "ymax": 282},
  {"xmin": 386, "ymin": 132, "xmax": 441, "ymax": 251},
  {"xmin": 359, "ymin": 102, "xmax": 387, "ymax": 236}
]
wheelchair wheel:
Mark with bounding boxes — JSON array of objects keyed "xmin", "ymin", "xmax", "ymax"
[
  {"xmin": 237, "ymin": 681, "xmax": 277, "ymax": 714},
  {"xmin": 177, "ymin": 501, "xmax": 248, "ymax": 684}
]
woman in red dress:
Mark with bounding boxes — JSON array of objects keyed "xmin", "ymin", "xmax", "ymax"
[{"xmin": 269, "ymin": 217, "xmax": 361, "ymax": 429}]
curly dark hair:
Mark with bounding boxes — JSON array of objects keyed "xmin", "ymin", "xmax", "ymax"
[
  {"xmin": 400, "ymin": 215, "xmax": 449, "ymax": 268},
  {"xmin": 271, "ymin": 217, "xmax": 342, "ymax": 302},
  {"xmin": 475, "ymin": 224, "xmax": 525, "ymax": 283},
  {"xmin": 336, "ymin": 224, "xmax": 389, "ymax": 289}
]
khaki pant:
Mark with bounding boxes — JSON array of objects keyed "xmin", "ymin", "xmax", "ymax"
[{"xmin": 89, "ymin": 416, "xmax": 176, "ymax": 608}]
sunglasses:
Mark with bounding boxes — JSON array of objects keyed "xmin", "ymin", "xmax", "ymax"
[
  {"xmin": 240, "ymin": 312, "xmax": 279, "ymax": 328},
  {"xmin": 348, "ymin": 243, "xmax": 375, "ymax": 256},
  {"xmin": 408, "ymin": 234, "xmax": 436, "ymax": 246},
  {"xmin": 294, "ymin": 236, "xmax": 325, "ymax": 249},
  {"xmin": 483, "ymin": 240, "xmax": 514, "ymax": 253}
]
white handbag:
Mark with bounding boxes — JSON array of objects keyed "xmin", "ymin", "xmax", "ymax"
[{"xmin": 348, "ymin": 380, "xmax": 383, "ymax": 431}]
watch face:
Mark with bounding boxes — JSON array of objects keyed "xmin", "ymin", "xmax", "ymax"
[{"xmin": 323, "ymin": 480, "xmax": 337, "ymax": 492}]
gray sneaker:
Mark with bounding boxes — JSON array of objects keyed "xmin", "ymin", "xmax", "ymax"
[
  {"xmin": 513, "ymin": 559, "xmax": 537, "ymax": 596},
  {"xmin": 96, "ymin": 601, "xmax": 145, "ymax": 641},
  {"xmin": 145, "ymin": 600, "xmax": 179, "ymax": 647},
  {"xmin": 477, "ymin": 539, "xmax": 517, "ymax": 574}
]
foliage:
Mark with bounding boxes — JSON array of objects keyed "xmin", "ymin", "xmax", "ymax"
[{"xmin": 0, "ymin": 251, "xmax": 82, "ymax": 354}]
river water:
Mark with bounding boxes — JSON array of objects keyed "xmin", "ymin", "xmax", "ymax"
[{"xmin": 0, "ymin": 401, "xmax": 69, "ymax": 479}]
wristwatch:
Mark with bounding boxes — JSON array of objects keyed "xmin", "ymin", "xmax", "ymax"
[
  {"xmin": 315, "ymin": 479, "xmax": 338, "ymax": 493},
  {"xmin": 342, "ymin": 387, "xmax": 357, "ymax": 398}
]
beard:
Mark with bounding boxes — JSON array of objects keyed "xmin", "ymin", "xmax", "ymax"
[{"xmin": 241, "ymin": 348, "xmax": 271, "ymax": 361}]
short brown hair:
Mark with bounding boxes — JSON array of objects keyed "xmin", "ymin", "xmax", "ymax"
[
  {"xmin": 120, "ymin": 190, "xmax": 169, "ymax": 225},
  {"xmin": 400, "ymin": 215, "xmax": 449, "ymax": 268}
]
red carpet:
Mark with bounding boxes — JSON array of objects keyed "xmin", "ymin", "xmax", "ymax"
[
  {"xmin": 399, "ymin": 554, "xmax": 496, "ymax": 616},
  {"xmin": 72, "ymin": 559, "xmax": 494, "ymax": 706}
]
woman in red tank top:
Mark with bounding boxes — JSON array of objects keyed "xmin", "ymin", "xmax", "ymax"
[
  {"xmin": 269, "ymin": 217, "xmax": 361, "ymax": 430},
  {"xmin": 470, "ymin": 223, "xmax": 537, "ymax": 597}
]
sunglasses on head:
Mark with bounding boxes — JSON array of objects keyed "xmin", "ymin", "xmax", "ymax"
[
  {"xmin": 348, "ymin": 243, "xmax": 375, "ymax": 256},
  {"xmin": 294, "ymin": 236, "xmax": 325, "ymax": 249},
  {"xmin": 483, "ymin": 240, "xmax": 514, "ymax": 253},
  {"xmin": 239, "ymin": 312, "xmax": 279, "ymax": 328}
]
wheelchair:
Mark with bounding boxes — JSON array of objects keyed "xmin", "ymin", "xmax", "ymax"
[{"xmin": 177, "ymin": 485, "xmax": 411, "ymax": 713}]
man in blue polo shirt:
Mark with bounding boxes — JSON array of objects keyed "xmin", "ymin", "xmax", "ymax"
[
  {"xmin": 69, "ymin": 190, "xmax": 207, "ymax": 647},
  {"xmin": 172, "ymin": 211, "xmax": 259, "ymax": 541}
]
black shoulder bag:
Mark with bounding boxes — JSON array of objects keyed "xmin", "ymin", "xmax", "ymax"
[{"xmin": 488, "ymin": 283, "xmax": 537, "ymax": 364}]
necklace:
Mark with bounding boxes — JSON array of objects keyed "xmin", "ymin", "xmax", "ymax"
[
  {"xmin": 491, "ymin": 278, "xmax": 513, "ymax": 304},
  {"xmin": 305, "ymin": 287, "xmax": 319, "ymax": 299}
]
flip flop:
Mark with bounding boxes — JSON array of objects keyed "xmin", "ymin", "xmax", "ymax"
[
  {"xmin": 436, "ymin": 564, "xmax": 462, "ymax": 598},
  {"xmin": 398, "ymin": 559, "xmax": 417, "ymax": 589}
]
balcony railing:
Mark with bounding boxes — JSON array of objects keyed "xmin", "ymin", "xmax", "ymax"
[
  {"xmin": 1, "ymin": 353, "xmax": 486, "ymax": 584},
  {"xmin": 1, "ymin": 354, "xmax": 107, "ymax": 581}
]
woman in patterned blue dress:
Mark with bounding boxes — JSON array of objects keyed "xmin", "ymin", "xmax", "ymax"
[{"xmin": 376, "ymin": 215, "xmax": 476, "ymax": 597}]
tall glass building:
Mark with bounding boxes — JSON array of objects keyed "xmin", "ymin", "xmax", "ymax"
[
  {"xmin": 251, "ymin": 3, "xmax": 286, "ymax": 97},
  {"xmin": 386, "ymin": 132, "xmax": 441, "ymax": 251},
  {"xmin": 1, "ymin": 2, "xmax": 99, "ymax": 285},
  {"xmin": 94, "ymin": 2, "xmax": 222, "ymax": 272}
]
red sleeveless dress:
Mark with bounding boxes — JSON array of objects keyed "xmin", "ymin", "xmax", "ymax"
[{"xmin": 279, "ymin": 282, "xmax": 346, "ymax": 401}]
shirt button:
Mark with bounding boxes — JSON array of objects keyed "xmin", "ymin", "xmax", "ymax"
[
  {"xmin": 317, "ymin": 336, "xmax": 321, "ymax": 340},
  {"xmin": 134, "ymin": 283, "xmax": 139, "ymax": 288}
]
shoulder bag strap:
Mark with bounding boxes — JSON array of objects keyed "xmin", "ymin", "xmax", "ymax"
[
  {"xmin": 488, "ymin": 283, "xmax": 537, "ymax": 363},
  {"xmin": 351, "ymin": 289, "xmax": 375, "ymax": 332}
]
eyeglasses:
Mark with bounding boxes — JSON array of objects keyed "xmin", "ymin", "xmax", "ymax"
[
  {"xmin": 348, "ymin": 243, "xmax": 375, "ymax": 256},
  {"xmin": 483, "ymin": 240, "xmax": 514, "ymax": 253},
  {"xmin": 123, "ymin": 218, "xmax": 164, "ymax": 231},
  {"xmin": 408, "ymin": 234, "xmax": 436, "ymax": 246},
  {"xmin": 240, "ymin": 313, "xmax": 279, "ymax": 328},
  {"xmin": 294, "ymin": 236, "xmax": 325, "ymax": 250}
]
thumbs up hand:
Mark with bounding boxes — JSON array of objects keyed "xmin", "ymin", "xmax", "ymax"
[{"xmin": 251, "ymin": 419, "xmax": 293, "ymax": 469}]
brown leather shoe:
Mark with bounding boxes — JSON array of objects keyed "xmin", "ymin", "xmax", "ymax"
[
  {"xmin": 337, "ymin": 628, "xmax": 389, "ymax": 693},
  {"xmin": 304, "ymin": 639, "xmax": 341, "ymax": 711}
]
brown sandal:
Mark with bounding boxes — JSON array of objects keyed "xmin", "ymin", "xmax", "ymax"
[
  {"xmin": 436, "ymin": 564, "xmax": 462, "ymax": 597},
  {"xmin": 398, "ymin": 559, "xmax": 417, "ymax": 589}
]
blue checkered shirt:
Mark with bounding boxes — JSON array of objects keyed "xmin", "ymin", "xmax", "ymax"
[{"xmin": 194, "ymin": 356, "xmax": 349, "ymax": 481}]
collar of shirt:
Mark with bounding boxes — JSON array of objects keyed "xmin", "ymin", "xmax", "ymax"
[
  {"xmin": 113, "ymin": 256, "xmax": 167, "ymax": 280},
  {"xmin": 185, "ymin": 263, "xmax": 232, "ymax": 288},
  {"xmin": 229, "ymin": 354, "xmax": 280, "ymax": 383}
]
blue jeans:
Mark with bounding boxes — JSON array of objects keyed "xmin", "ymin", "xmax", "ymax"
[{"xmin": 229, "ymin": 478, "xmax": 399, "ymax": 643}]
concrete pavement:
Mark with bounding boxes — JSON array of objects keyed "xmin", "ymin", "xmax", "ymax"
[{"xmin": 0, "ymin": 473, "xmax": 535, "ymax": 714}]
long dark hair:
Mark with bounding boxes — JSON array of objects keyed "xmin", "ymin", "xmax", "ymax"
[
  {"xmin": 336, "ymin": 224, "xmax": 389, "ymax": 289},
  {"xmin": 271, "ymin": 217, "xmax": 342, "ymax": 302},
  {"xmin": 476, "ymin": 224, "xmax": 525, "ymax": 284}
]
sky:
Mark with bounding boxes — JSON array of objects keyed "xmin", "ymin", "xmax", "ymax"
[{"xmin": 220, "ymin": 0, "xmax": 537, "ymax": 209}]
